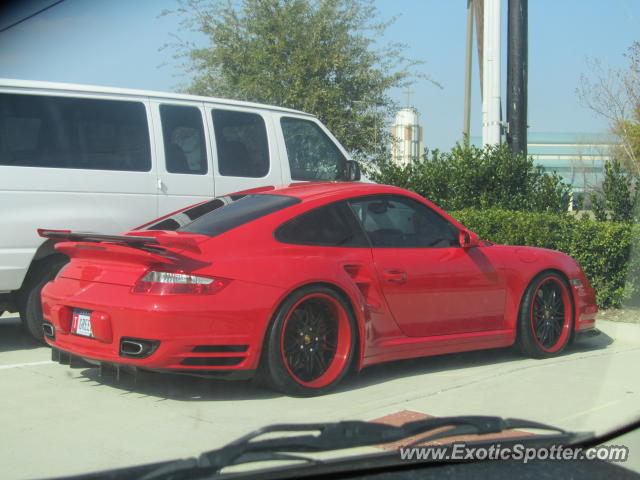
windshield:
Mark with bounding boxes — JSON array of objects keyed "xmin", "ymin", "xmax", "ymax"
[{"xmin": 1, "ymin": 1, "xmax": 639, "ymax": 479}]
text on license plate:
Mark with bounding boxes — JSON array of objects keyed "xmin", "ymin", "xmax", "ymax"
[{"xmin": 72, "ymin": 309, "xmax": 93, "ymax": 337}]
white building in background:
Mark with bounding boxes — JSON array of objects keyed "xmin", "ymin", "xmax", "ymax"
[{"xmin": 391, "ymin": 107, "xmax": 423, "ymax": 165}]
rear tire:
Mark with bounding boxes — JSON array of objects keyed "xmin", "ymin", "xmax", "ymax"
[
  {"xmin": 262, "ymin": 286, "xmax": 356, "ymax": 396},
  {"xmin": 516, "ymin": 272, "xmax": 574, "ymax": 359},
  {"xmin": 20, "ymin": 257, "xmax": 68, "ymax": 343}
]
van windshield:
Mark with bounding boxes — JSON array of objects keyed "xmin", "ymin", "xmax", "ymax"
[{"xmin": 281, "ymin": 117, "xmax": 348, "ymax": 181}]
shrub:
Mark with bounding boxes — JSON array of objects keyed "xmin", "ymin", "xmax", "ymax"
[
  {"xmin": 589, "ymin": 158, "xmax": 639, "ymax": 222},
  {"xmin": 451, "ymin": 208, "xmax": 639, "ymax": 309},
  {"xmin": 367, "ymin": 144, "xmax": 572, "ymax": 214}
]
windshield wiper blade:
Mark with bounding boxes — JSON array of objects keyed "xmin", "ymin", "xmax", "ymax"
[{"xmin": 139, "ymin": 415, "xmax": 575, "ymax": 480}]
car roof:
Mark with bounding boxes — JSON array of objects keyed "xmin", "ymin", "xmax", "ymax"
[{"xmin": 248, "ymin": 182, "xmax": 409, "ymax": 202}]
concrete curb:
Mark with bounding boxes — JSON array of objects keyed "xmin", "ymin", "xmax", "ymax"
[{"xmin": 595, "ymin": 319, "xmax": 640, "ymax": 345}]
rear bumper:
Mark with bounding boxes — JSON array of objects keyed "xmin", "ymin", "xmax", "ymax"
[
  {"xmin": 0, "ymin": 291, "xmax": 18, "ymax": 313},
  {"xmin": 0, "ymin": 248, "xmax": 33, "ymax": 291},
  {"xmin": 41, "ymin": 276, "xmax": 285, "ymax": 375},
  {"xmin": 49, "ymin": 347, "xmax": 257, "ymax": 380}
]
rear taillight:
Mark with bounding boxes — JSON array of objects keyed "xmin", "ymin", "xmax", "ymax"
[{"xmin": 132, "ymin": 271, "xmax": 230, "ymax": 295}]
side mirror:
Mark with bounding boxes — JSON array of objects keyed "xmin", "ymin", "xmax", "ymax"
[
  {"xmin": 459, "ymin": 229, "xmax": 480, "ymax": 248},
  {"xmin": 344, "ymin": 160, "xmax": 361, "ymax": 181}
]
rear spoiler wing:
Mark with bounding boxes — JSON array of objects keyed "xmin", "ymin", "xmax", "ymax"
[{"xmin": 37, "ymin": 229, "xmax": 200, "ymax": 254}]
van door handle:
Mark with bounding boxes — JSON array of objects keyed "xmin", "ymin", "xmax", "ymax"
[{"xmin": 383, "ymin": 270, "xmax": 407, "ymax": 284}]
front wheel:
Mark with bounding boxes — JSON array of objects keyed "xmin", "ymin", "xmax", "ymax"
[
  {"xmin": 262, "ymin": 286, "xmax": 356, "ymax": 396},
  {"xmin": 517, "ymin": 272, "xmax": 574, "ymax": 358}
]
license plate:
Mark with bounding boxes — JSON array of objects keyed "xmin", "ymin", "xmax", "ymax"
[{"xmin": 71, "ymin": 309, "xmax": 93, "ymax": 337}]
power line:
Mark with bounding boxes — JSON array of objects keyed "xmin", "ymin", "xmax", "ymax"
[{"xmin": 0, "ymin": 0, "xmax": 65, "ymax": 34}]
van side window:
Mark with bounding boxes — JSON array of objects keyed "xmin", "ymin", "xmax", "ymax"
[
  {"xmin": 211, "ymin": 109, "xmax": 269, "ymax": 178},
  {"xmin": 280, "ymin": 117, "xmax": 346, "ymax": 181},
  {"xmin": 0, "ymin": 93, "xmax": 151, "ymax": 171},
  {"xmin": 159, "ymin": 104, "xmax": 207, "ymax": 175}
]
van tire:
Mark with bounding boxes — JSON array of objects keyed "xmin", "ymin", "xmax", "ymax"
[{"xmin": 20, "ymin": 257, "xmax": 68, "ymax": 343}]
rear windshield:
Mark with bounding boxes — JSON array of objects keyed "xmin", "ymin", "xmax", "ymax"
[{"xmin": 177, "ymin": 194, "xmax": 300, "ymax": 237}]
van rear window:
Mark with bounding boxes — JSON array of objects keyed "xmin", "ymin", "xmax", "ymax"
[{"xmin": 0, "ymin": 93, "xmax": 151, "ymax": 171}]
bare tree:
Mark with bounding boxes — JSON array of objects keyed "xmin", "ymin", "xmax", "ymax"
[{"xmin": 577, "ymin": 42, "xmax": 640, "ymax": 176}]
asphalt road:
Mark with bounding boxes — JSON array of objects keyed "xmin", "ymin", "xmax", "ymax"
[{"xmin": 2, "ymin": 312, "xmax": 640, "ymax": 479}]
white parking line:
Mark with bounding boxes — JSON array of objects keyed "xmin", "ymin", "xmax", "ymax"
[{"xmin": 0, "ymin": 361, "xmax": 54, "ymax": 370}]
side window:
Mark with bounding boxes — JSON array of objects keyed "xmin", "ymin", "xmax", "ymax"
[
  {"xmin": 280, "ymin": 117, "xmax": 346, "ymax": 181},
  {"xmin": 160, "ymin": 104, "xmax": 207, "ymax": 174},
  {"xmin": 348, "ymin": 195, "xmax": 459, "ymax": 248},
  {"xmin": 212, "ymin": 109, "xmax": 269, "ymax": 178},
  {"xmin": 276, "ymin": 202, "xmax": 368, "ymax": 247},
  {"xmin": 0, "ymin": 93, "xmax": 151, "ymax": 171}
]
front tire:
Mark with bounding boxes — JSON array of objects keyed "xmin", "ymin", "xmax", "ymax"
[
  {"xmin": 517, "ymin": 272, "xmax": 574, "ymax": 358},
  {"xmin": 263, "ymin": 286, "xmax": 356, "ymax": 396}
]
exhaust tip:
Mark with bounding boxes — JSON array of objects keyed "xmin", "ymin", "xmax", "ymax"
[
  {"xmin": 43, "ymin": 322, "xmax": 55, "ymax": 340},
  {"xmin": 119, "ymin": 337, "xmax": 160, "ymax": 359},
  {"xmin": 120, "ymin": 340, "xmax": 144, "ymax": 356}
]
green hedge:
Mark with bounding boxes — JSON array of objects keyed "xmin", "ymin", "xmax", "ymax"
[
  {"xmin": 451, "ymin": 208, "xmax": 640, "ymax": 309},
  {"xmin": 367, "ymin": 144, "xmax": 572, "ymax": 214}
]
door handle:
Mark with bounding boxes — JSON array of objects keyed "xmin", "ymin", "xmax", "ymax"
[{"xmin": 383, "ymin": 270, "xmax": 407, "ymax": 284}]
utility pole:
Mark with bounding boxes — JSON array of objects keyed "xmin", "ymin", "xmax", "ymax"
[
  {"xmin": 465, "ymin": 0, "xmax": 484, "ymax": 145},
  {"xmin": 463, "ymin": 0, "xmax": 474, "ymax": 145},
  {"xmin": 482, "ymin": 0, "xmax": 501, "ymax": 146},
  {"xmin": 507, "ymin": 0, "xmax": 528, "ymax": 154},
  {"xmin": 474, "ymin": 0, "xmax": 484, "ymax": 98}
]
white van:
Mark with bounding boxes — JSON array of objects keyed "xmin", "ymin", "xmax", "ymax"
[{"xmin": 0, "ymin": 78, "xmax": 360, "ymax": 340}]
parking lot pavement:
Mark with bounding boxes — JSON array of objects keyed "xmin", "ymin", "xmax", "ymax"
[{"xmin": 2, "ymin": 312, "xmax": 640, "ymax": 479}]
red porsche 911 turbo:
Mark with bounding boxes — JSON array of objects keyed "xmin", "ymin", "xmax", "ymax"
[{"xmin": 40, "ymin": 182, "xmax": 598, "ymax": 396}]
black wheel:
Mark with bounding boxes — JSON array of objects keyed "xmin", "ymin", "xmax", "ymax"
[
  {"xmin": 19, "ymin": 256, "xmax": 68, "ymax": 343},
  {"xmin": 517, "ymin": 272, "xmax": 574, "ymax": 359},
  {"xmin": 262, "ymin": 286, "xmax": 356, "ymax": 396}
]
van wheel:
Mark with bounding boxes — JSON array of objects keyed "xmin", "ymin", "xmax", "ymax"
[{"xmin": 20, "ymin": 257, "xmax": 68, "ymax": 343}]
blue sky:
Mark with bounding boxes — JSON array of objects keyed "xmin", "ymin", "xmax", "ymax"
[{"xmin": 0, "ymin": 0, "xmax": 638, "ymax": 150}]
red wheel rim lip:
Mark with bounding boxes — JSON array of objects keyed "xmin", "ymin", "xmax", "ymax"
[
  {"xmin": 280, "ymin": 293, "xmax": 351, "ymax": 389},
  {"xmin": 529, "ymin": 277, "xmax": 572, "ymax": 353}
]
